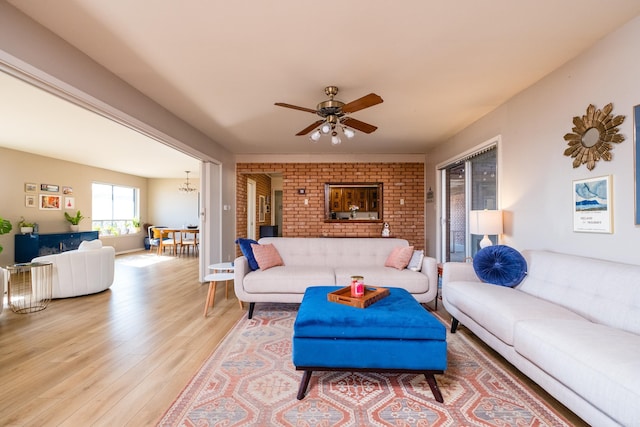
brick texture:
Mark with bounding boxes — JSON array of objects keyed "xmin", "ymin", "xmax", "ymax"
[{"xmin": 236, "ymin": 163, "xmax": 424, "ymax": 255}]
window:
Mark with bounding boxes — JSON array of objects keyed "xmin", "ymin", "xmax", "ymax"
[{"xmin": 92, "ymin": 182, "xmax": 139, "ymax": 235}]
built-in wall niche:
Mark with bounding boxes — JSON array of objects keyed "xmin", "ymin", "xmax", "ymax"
[{"xmin": 324, "ymin": 183, "xmax": 383, "ymax": 222}]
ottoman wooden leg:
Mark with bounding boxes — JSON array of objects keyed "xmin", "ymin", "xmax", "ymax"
[
  {"xmin": 425, "ymin": 373, "xmax": 444, "ymax": 403},
  {"xmin": 297, "ymin": 370, "xmax": 313, "ymax": 400}
]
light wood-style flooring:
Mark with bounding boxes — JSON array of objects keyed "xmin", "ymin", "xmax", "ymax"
[
  {"xmin": 0, "ymin": 251, "xmax": 243, "ymax": 426},
  {"xmin": 0, "ymin": 251, "xmax": 587, "ymax": 426}
]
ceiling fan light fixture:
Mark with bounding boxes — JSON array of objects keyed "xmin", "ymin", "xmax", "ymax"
[
  {"xmin": 309, "ymin": 130, "xmax": 321, "ymax": 142},
  {"xmin": 320, "ymin": 122, "xmax": 331, "ymax": 134},
  {"xmin": 275, "ymin": 86, "xmax": 383, "ymax": 145},
  {"xmin": 343, "ymin": 127, "xmax": 355, "ymax": 139}
]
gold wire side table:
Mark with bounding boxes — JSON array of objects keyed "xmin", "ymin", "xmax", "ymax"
[{"xmin": 7, "ymin": 262, "xmax": 53, "ymax": 313}]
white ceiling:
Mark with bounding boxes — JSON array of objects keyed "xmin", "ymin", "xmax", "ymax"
[{"xmin": 3, "ymin": 1, "xmax": 640, "ymax": 177}]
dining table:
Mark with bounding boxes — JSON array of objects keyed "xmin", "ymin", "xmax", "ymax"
[{"xmin": 156, "ymin": 227, "xmax": 199, "ymax": 255}]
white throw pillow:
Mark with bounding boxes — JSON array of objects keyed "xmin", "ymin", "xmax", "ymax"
[
  {"xmin": 78, "ymin": 239, "xmax": 103, "ymax": 251},
  {"xmin": 407, "ymin": 250, "xmax": 424, "ymax": 272}
]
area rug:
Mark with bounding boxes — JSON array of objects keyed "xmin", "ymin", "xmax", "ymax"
[{"xmin": 158, "ymin": 304, "xmax": 571, "ymax": 426}]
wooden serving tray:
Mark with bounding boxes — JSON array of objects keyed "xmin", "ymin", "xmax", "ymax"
[{"xmin": 327, "ymin": 286, "xmax": 390, "ymax": 308}]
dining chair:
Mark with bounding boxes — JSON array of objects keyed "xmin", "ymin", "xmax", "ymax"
[
  {"xmin": 161, "ymin": 229, "xmax": 179, "ymax": 255},
  {"xmin": 148, "ymin": 226, "xmax": 162, "ymax": 254},
  {"xmin": 180, "ymin": 229, "xmax": 199, "ymax": 256}
]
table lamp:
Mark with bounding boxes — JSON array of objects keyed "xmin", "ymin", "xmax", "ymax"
[{"xmin": 469, "ymin": 209, "xmax": 503, "ymax": 248}]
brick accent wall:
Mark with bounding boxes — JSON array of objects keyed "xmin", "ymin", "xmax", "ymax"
[{"xmin": 237, "ymin": 163, "xmax": 424, "ymax": 254}]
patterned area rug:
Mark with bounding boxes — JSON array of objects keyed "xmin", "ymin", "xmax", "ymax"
[{"xmin": 158, "ymin": 304, "xmax": 571, "ymax": 426}]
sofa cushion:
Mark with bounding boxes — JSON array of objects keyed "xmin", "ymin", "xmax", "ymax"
[
  {"xmin": 235, "ymin": 238, "xmax": 259, "ymax": 270},
  {"xmin": 473, "ymin": 245, "xmax": 527, "ymax": 287},
  {"xmin": 443, "ymin": 280, "xmax": 586, "ymax": 345},
  {"xmin": 243, "ymin": 266, "xmax": 335, "ymax": 293},
  {"xmin": 251, "ymin": 243, "xmax": 283, "ymax": 270},
  {"xmin": 407, "ymin": 250, "xmax": 424, "ymax": 272},
  {"xmin": 385, "ymin": 246, "xmax": 414, "ymax": 270},
  {"xmin": 519, "ymin": 250, "xmax": 640, "ymax": 336},
  {"xmin": 514, "ymin": 319, "xmax": 640, "ymax": 427},
  {"xmin": 258, "ymin": 237, "xmax": 410, "ymax": 268},
  {"xmin": 335, "ymin": 267, "xmax": 430, "ymax": 294}
]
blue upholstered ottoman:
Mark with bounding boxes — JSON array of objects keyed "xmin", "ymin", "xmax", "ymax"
[{"xmin": 293, "ymin": 286, "xmax": 447, "ymax": 402}]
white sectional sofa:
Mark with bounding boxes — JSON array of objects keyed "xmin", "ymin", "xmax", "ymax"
[
  {"xmin": 32, "ymin": 240, "xmax": 115, "ymax": 299},
  {"xmin": 234, "ymin": 237, "xmax": 438, "ymax": 319},
  {"xmin": 442, "ymin": 249, "xmax": 640, "ymax": 427}
]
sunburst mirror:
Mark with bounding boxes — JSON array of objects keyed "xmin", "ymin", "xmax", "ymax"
[{"xmin": 563, "ymin": 103, "xmax": 625, "ymax": 170}]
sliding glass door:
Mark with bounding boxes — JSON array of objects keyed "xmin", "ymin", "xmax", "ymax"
[{"xmin": 441, "ymin": 146, "xmax": 498, "ymax": 262}]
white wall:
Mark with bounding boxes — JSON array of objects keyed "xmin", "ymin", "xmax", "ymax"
[
  {"xmin": 148, "ymin": 178, "xmax": 199, "ymax": 227},
  {"xmin": 427, "ymin": 15, "xmax": 640, "ymax": 265}
]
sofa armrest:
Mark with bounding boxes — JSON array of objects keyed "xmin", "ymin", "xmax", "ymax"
[
  {"xmin": 233, "ymin": 256, "xmax": 250, "ymax": 301},
  {"xmin": 442, "ymin": 261, "xmax": 480, "ymax": 285},
  {"xmin": 420, "ymin": 256, "xmax": 438, "ymax": 285}
]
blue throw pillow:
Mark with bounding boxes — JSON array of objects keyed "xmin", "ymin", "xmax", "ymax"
[
  {"xmin": 235, "ymin": 238, "xmax": 259, "ymax": 271},
  {"xmin": 473, "ymin": 245, "xmax": 527, "ymax": 287}
]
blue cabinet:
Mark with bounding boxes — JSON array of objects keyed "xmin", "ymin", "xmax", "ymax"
[{"xmin": 14, "ymin": 231, "xmax": 99, "ymax": 263}]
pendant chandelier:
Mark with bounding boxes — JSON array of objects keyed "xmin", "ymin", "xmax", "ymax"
[{"xmin": 178, "ymin": 171, "xmax": 197, "ymax": 193}]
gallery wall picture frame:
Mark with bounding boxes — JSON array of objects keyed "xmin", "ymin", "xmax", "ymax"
[
  {"xmin": 573, "ymin": 175, "xmax": 612, "ymax": 233},
  {"xmin": 25, "ymin": 183, "xmax": 37, "ymax": 192},
  {"xmin": 63, "ymin": 186, "xmax": 73, "ymax": 195},
  {"xmin": 634, "ymin": 104, "xmax": 640, "ymax": 225},
  {"xmin": 259, "ymin": 195, "xmax": 266, "ymax": 222},
  {"xmin": 64, "ymin": 197, "xmax": 76, "ymax": 210},
  {"xmin": 39, "ymin": 194, "xmax": 62, "ymax": 210},
  {"xmin": 25, "ymin": 195, "xmax": 36, "ymax": 208},
  {"xmin": 41, "ymin": 184, "xmax": 59, "ymax": 192}
]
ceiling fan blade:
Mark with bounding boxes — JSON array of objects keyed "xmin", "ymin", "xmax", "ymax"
[
  {"xmin": 296, "ymin": 120, "xmax": 324, "ymax": 136},
  {"xmin": 275, "ymin": 102, "xmax": 318, "ymax": 114},
  {"xmin": 341, "ymin": 93, "xmax": 383, "ymax": 114},
  {"xmin": 341, "ymin": 117, "xmax": 378, "ymax": 134}
]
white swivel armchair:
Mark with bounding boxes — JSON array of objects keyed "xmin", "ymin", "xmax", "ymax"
[{"xmin": 32, "ymin": 239, "xmax": 115, "ymax": 299}]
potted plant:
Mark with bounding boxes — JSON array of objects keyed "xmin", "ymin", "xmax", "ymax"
[
  {"xmin": 64, "ymin": 210, "xmax": 84, "ymax": 232},
  {"xmin": 18, "ymin": 217, "xmax": 35, "ymax": 234},
  {"xmin": 0, "ymin": 216, "xmax": 12, "ymax": 254},
  {"xmin": 131, "ymin": 218, "xmax": 141, "ymax": 233}
]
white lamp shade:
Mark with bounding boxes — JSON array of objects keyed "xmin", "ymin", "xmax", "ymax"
[{"xmin": 469, "ymin": 210, "xmax": 503, "ymax": 236}]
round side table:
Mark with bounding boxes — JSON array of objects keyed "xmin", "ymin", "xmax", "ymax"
[
  {"xmin": 202, "ymin": 272, "xmax": 234, "ymax": 317},
  {"xmin": 7, "ymin": 262, "xmax": 53, "ymax": 313}
]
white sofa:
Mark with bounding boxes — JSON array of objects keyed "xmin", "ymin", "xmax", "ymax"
[
  {"xmin": 234, "ymin": 237, "xmax": 438, "ymax": 318},
  {"xmin": 442, "ymin": 249, "xmax": 640, "ymax": 427},
  {"xmin": 32, "ymin": 240, "xmax": 115, "ymax": 299}
]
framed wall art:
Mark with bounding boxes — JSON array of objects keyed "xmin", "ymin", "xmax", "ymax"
[
  {"xmin": 64, "ymin": 197, "xmax": 76, "ymax": 210},
  {"xmin": 63, "ymin": 186, "xmax": 73, "ymax": 195},
  {"xmin": 25, "ymin": 195, "xmax": 36, "ymax": 208},
  {"xmin": 259, "ymin": 195, "xmax": 266, "ymax": 222},
  {"xmin": 573, "ymin": 175, "xmax": 612, "ymax": 233},
  {"xmin": 39, "ymin": 194, "xmax": 62, "ymax": 210},
  {"xmin": 25, "ymin": 183, "xmax": 37, "ymax": 192},
  {"xmin": 41, "ymin": 184, "xmax": 59, "ymax": 192}
]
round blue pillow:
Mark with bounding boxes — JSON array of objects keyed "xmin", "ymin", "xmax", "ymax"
[{"xmin": 473, "ymin": 245, "xmax": 527, "ymax": 287}]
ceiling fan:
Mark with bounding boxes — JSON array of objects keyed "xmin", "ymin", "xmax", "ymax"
[{"xmin": 275, "ymin": 86, "xmax": 383, "ymax": 144}]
